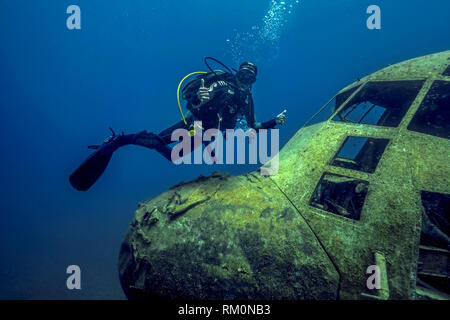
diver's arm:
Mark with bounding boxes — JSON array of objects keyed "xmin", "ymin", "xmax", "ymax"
[
  {"xmin": 254, "ymin": 119, "xmax": 278, "ymax": 130},
  {"xmin": 194, "ymin": 78, "xmax": 230, "ymax": 108},
  {"xmin": 195, "ymin": 79, "xmax": 214, "ymax": 107},
  {"xmin": 254, "ymin": 110, "xmax": 287, "ymax": 129}
]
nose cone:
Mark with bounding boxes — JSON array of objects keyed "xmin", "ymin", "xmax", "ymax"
[{"xmin": 118, "ymin": 172, "xmax": 339, "ymax": 300}]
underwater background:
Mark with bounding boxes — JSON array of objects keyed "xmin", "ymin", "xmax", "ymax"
[{"xmin": 0, "ymin": 0, "xmax": 449, "ymax": 299}]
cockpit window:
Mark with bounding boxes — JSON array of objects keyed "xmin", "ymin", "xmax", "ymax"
[
  {"xmin": 305, "ymin": 85, "xmax": 361, "ymax": 126},
  {"xmin": 420, "ymin": 191, "xmax": 450, "ymax": 250},
  {"xmin": 443, "ymin": 65, "xmax": 450, "ymax": 76},
  {"xmin": 407, "ymin": 81, "xmax": 450, "ymax": 139},
  {"xmin": 310, "ymin": 173, "xmax": 369, "ymax": 220},
  {"xmin": 334, "ymin": 85, "xmax": 361, "ymax": 112},
  {"xmin": 331, "ymin": 137, "xmax": 390, "ymax": 173},
  {"xmin": 332, "ymin": 81, "xmax": 425, "ymax": 127},
  {"xmin": 416, "ymin": 191, "xmax": 449, "ymax": 298}
]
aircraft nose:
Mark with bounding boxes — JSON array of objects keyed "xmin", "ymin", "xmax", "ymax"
[{"xmin": 118, "ymin": 172, "xmax": 339, "ymax": 300}]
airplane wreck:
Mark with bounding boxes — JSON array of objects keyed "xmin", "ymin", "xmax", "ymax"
[{"xmin": 118, "ymin": 51, "xmax": 450, "ymax": 300}]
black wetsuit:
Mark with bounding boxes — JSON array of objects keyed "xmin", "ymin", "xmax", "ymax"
[
  {"xmin": 69, "ymin": 72, "xmax": 280, "ymax": 191},
  {"xmin": 114, "ymin": 72, "xmax": 278, "ymax": 161}
]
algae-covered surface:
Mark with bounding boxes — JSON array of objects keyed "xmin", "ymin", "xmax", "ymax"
[
  {"xmin": 119, "ymin": 172, "xmax": 339, "ymax": 299},
  {"xmin": 119, "ymin": 51, "xmax": 450, "ymax": 300}
]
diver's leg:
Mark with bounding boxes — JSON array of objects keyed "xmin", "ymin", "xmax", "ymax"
[
  {"xmin": 131, "ymin": 131, "xmax": 172, "ymax": 161},
  {"xmin": 158, "ymin": 112, "xmax": 194, "ymax": 144},
  {"xmin": 158, "ymin": 120, "xmax": 187, "ymax": 145},
  {"xmin": 70, "ymin": 131, "xmax": 171, "ymax": 191}
]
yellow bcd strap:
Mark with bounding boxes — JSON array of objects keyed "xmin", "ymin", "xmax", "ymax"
[{"xmin": 177, "ymin": 71, "xmax": 207, "ymax": 136}]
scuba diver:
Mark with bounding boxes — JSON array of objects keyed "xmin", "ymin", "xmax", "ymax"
[{"xmin": 70, "ymin": 58, "xmax": 287, "ymax": 191}]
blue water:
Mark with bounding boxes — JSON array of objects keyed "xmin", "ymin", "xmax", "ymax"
[{"xmin": 0, "ymin": 0, "xmax": 448, "ymax": 299}]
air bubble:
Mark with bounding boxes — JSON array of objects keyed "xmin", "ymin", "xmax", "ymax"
[{"xmin": 226, "ymin": 0, "xmax": 300, "ymax": 65}]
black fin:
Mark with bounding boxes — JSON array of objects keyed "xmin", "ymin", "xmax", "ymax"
[{"xmin": 69, "ymin": 144, "xmax": 116, "ymax": 191}]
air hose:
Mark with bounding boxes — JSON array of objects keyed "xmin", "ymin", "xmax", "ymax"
[{"xmin": 177, "ymin": 71, "xmax": 207, "ymax": 135}]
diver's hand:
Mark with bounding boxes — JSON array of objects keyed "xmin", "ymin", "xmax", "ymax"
[
  {"xmin": 197, "ymin": 78, "xmax": 212, "ymax": 106},
  {"xmin": 276, "ymin": 109, "xmax": 287, "ymax": 125}
]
